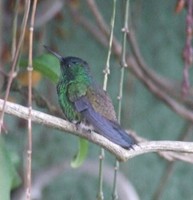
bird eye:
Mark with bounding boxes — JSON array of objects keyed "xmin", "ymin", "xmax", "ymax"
[{"xmin": 72, "ymin": 61, "xmax": 77, "ymax": 65}]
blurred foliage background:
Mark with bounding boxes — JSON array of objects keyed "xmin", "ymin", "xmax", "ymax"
[{"xmin": 0, "ymin": 0, "xmax": 193, "ymax": 200}]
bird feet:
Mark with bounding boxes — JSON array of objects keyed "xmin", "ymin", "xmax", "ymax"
[{"xmin": 75, "ymin": 122, "xmax": 93, "ymax": 133}]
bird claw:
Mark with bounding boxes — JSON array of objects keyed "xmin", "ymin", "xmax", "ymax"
[
  {"xmin": 75, "ymin": 122, "xmax": 93, "ymax": 133},
  {"xmin": 127, "ymin": 142, "xmax": 139, "ymax": 150}
]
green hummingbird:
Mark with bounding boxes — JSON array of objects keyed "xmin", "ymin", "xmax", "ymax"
[{"xmin": 44, "ymin": 46, "xmax": 136, "ymax": 149}]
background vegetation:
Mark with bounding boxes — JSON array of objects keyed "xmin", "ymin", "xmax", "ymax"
[{"xmin": 0, "ymin": 0, "xmax": 193, "ymax": 200}]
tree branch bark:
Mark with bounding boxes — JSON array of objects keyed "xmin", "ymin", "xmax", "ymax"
[{"xmin": 1, "ymin": 99, "xmax": 193, "ymax": 162}]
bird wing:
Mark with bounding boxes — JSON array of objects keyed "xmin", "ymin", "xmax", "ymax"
[
  {"xmin": 68, "ymin": 81, "xmax": 116, "ymax": 121},
  {"xmin": 74, "ymin": 96, "xmax": 135, "ymax": 149},
  {"xmin": 86, "ymin": 86, "xmax": 117, "ymax": 122}
]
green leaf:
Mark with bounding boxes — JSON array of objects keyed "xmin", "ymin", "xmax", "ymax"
[
  {"xmin": 71, "ymin": 138, "xmax": 89, "ymax": 168},
  {"xmin": 20, "ymin": 54, "xmax": 60, "ymax": 83},
  {"xmin": 0, "ymin": 136, "xmax": 21, "ymax": 200}
]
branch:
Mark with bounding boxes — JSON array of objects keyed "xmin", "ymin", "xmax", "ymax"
[
  {"xmin": 127, "ymin": 29, "xmax": 193, "ymax": 109},
  {"xmin": 126, "ymin": 56, "xmax": 193, "ymax": 122},
  {"xmin": 1, "ymin": 99, "xmax": 193, "ymax": 162}
]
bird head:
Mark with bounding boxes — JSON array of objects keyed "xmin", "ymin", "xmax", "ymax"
[{"xmin": 44, "ymin": 45, "xmax": 91, "ymax": 82}]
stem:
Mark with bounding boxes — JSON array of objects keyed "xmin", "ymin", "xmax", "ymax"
[
  {"xmin": 112, "ymin": 160, "xmax": 119, "ymax": 200},
  {"xmin": 117, "ymin": 0, "xmax": 129, "ymax": 121},
  {"xmin": 25, "ymin": 0, "xmax": 38, "ymax": 199},
  {"xmin": 11, "ymin": 0, "xmax": 20, "ymax": 61},
  {"xmin": 182, "ymin": 0, "xmax": 193, "ymax": 96},
  {"xmin": 112, "ymin": 0, "xmax": 129, "ymax": 199},
  {"xmin": 103, "ymin": 0, "xmax": 116, "ymax": 91},
  {"xmin": 97, "ymin": 0, "xmax": 117, "ymax": 199},
  {"xmin": 97, "ymin": 148, "xmax": 105, "ymax": 200}
]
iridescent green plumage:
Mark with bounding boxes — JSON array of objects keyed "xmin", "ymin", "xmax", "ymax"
[{"xmin": 56, "ymin": 59, "xmax": 90, "ymax": 122}]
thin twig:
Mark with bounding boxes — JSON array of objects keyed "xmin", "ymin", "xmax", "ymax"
[
  {"xmin": 0, "ymin": 0, "xmax": 31, "ymax": 133},
  {"xmin": 11, "ymin": 0, "xmax": 20, "ymax": 61},
  {"xmin": 97, "ymin": 149, "xmax": 105, "ymax": 200},
  {"xmin": 9, "ymin": 81, "xmax": 63, "ymax": 117},
  {"xmin": 127, "ymin": 27, "xmax": 193, "ymax": 109},
  {"xmin": 1, "ymin": 99, "xmax": 193, "ymax": 162},
  {"xmin": 127, "ymin": 29, "xmax": 174, "ymax": 94},
  {"xmin": 112, "ymin": 1, "xmax": 130, "ymax": 199},
  {"xmin": 69, "ymin": 6, "xmax": 109, "ymax": 48},
  {"xmin": 112, "ymin": 160, "xmax": 119, "ymax": 200},
  {"xmin": 25, "ymin": 0, "xmax": 38, "ymax": 199},
  {"xmin": 34, "ymin": 0, "xmax": 64, "ymax": 28},
  {"xmin": 126, "ymin": 55, "xmax": 193, "ymax": 122},
  {"xmin": 102, "ymin": 1, "xmax": 116, "ymax": 91},
  {"xmin": 130, "ymin": 129, "xmax": 193, "ymax": 164},
  {"xmin": 152, "ymin": 162, "xmax": 174, "ymax": 200},
  {"xmin": 86, "ymin": 0, "xmax": 109, "ymax": 36},
  {"xmin": 86, "ymin": 0, "xmax": 121, "ymax": 57},
  {"xmin": 96, "ymin": 1, "xmax": 117, "ymax": 199},
  {"xmin": 182, "ymin": 0, "xmax": 193, "ymax": 95},
  {"xmin": 127, "ymin": 29, "xmax": 193, "ymax": 109}
]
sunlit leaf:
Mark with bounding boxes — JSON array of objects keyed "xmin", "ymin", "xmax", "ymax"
[
  {"xmin": 20, "ymin": 54, "xmax": 60, "ymax": 83},
  {"xmin": 71, "ymin": 138, "xmax": 89, "ymax": 168}
]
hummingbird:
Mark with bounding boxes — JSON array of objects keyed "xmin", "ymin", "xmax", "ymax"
[{"xmin": 44, "ymin": 46, "xmax": 136, "ymax": 149}]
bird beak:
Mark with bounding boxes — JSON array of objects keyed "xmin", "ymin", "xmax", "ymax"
[{"xmin": 43, "ymin": 45, "xmax": 63, "ymax": 61}]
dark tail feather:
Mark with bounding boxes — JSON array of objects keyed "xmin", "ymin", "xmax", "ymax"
[
  {"xmin": 82, "ymin": 109, "xmax": 135, "ymax": 149},
  {"xmin": 108, "ymin": 120, "xmax": 136, "ymax": 148}
]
